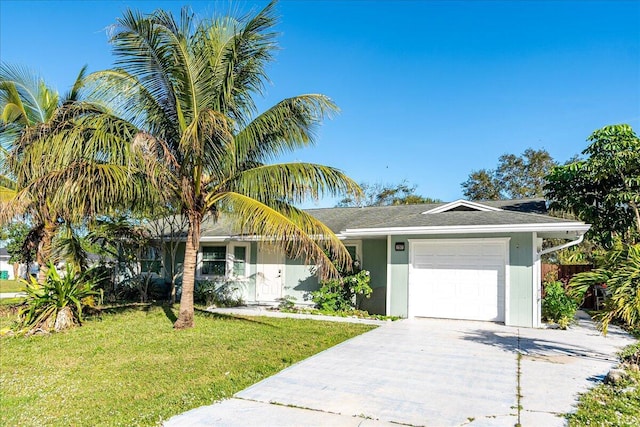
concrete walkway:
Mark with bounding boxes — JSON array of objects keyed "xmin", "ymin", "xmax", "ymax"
[
  {"xmin": 0, "ymin": 292, "xmax": 25, "ymax": 299},
  {"xmin": 165, "ymin": 311, "xmax": 635, "ymax": 427}
]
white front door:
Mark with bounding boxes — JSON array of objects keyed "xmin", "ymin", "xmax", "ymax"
[{"xmin": 256, "ymin": 245, "xmax": 284, "ymax": 302}]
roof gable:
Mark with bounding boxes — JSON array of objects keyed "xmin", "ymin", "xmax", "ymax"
[{"xmin": 422, "ymin": 199, "xmax": 503, "ymax": 214}]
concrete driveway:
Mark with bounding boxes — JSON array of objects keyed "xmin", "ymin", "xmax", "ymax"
[{"xmin": 165, "ymin": 312, "xmax": 634, "ymax": 427}]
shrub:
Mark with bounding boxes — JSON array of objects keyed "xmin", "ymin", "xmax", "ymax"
[
  {"xmin": 569, "ymin": 243, "xmax": 640, "ymax": 334},
  {"xmin": 277, "ymin": 295, "xmax": 297, "ymax": 311},
  {"xmin": 542, "ymin": 280, "xmax": 578, "ymax": 328},
  {"xmin": 193, "ymin": 280, "xmax": 244, "ymax": 307},
  {"xmin": 18, "ymin": 263, "xmax": 103, "ymax": 334},
  {"xmin": 312, "ymin": 270, "xmax": 372, "ymax": 312}
]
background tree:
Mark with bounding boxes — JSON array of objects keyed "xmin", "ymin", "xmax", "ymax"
[
  {"xmin": 337, "ymin": 180, "xmax": 440, "ymax": 207},
  {"xmin": 0, "ymin": 221, "xmax": 34, "ymax": 277},
  {"xmin": 462, "ymin": 148, "xmax": 556, "ymax": 200},
  {"xmin": 545, "ymin": 124, "xmax": 640, "ymax": 246},
  {"xmin": 92, "ymin": 2, "xmax": 360, "ymax": 329}
]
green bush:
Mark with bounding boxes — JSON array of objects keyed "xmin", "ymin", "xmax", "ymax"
[
  {"xmin": 312, "ymin": 270, "xmax": 372, "ymax": 312},
  {"xmin": 569, "ymin": 243, "xmax": 640, "ymax": 334},
  {"xmin": 18, "ymin": 263, "xmax": 103, "ymax": 334},
  {"xmin": 193, "ymin": 280, "xmax": 244, "ymax": 307},
  {"xmin": 542, "ymin": 280, "xmax": 578, "ymax": 328}
]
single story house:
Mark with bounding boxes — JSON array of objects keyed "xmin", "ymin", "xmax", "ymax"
[
  {"xmin": 0, "ymin": 248, "xmax": 15, "ymax": 280},
  {"xmin": 159, "ymin": 198, "xmax": 589, "ymax": 328}
]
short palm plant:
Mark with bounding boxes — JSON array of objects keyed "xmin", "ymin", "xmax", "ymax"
[
  {"xmin": 569, "ymin": 242, "xmax": 640, "ymax": 334},
  {"xmin": 19, "ymin": 263, "xmax": 103, "ymax": 334}
]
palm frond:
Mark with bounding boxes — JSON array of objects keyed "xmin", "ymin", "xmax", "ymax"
[
  {"xmin": 214, "ymin": 162, "xmax": 361, "ymax": 205},
  {"xmin": 212, "ymin": 191, "xmax": 346, "ymax": 279},
  {"xmin": 234, "ymin": 95, "xmax": 339, "ymax": 164}
]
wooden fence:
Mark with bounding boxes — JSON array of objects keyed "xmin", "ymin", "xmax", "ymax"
[{"xmin": 541, "ymin": 264, "xmax": 592, "ymax": 283}]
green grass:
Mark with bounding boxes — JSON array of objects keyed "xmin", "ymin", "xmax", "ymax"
[
  {"xmin": 0, "ymin": 279, "xmax": 24, "ymax": 293},
  {"xmin": 0, "ymin": 304, "xmax": 374, "ymax": 426},
  {"xmin": 567, "ymin": 342, "xmax": 640, "ymax": 427}
]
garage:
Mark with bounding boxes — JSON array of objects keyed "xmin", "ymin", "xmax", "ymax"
[{"xmin": 408, "ymin": 238, "xmax": 508, "ymax": 322}]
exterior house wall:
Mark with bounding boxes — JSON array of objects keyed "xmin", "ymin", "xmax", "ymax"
[
  {"xmin": 0, "ymin": 256, "xmax": 15, "ymax": 280},
  {"xmin": 284, "ymin": 257, "xmax": 317, "ymax": 304},
  {"xmin": 387, "ymin": 232, "xmax": 535, "ymax": 327},
  {"xmin": 360, "ymin": 239, "xmax": 387, "ymax": 315}
]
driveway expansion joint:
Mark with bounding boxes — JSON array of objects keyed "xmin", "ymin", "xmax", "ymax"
[{"xmin": 234, "ymin": 395, "xmax": 383, "ymax": 423}]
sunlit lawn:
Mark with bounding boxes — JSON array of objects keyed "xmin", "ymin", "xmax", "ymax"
[
  {"xmin": 0, "ymin": 279, "xmax": 24, "ymax": 293},
  {"xmin": 0, "ymin": 304, "xmax": 374, "ymax": 426}
]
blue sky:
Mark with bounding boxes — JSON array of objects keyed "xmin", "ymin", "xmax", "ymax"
[{"xmin": 1, "ymin": 0, "xmax": 639, "ymax": 206}]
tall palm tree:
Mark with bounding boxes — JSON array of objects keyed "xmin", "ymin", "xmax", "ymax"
[
  {"xmin": 93, "ymin": 2, "xmax": 360, "ymax": 329},
  {"xmin": 0, "ymin": 63, "xmax": 159, "ymax": 282}
]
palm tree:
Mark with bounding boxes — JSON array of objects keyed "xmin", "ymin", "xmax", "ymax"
[
  {"xmin": 0, "ymin": 63, "xmax": 159, "ymax": 282},
  {"xmin": 92, "ymin": 2, "xmax": 360, "ymax": 329}
]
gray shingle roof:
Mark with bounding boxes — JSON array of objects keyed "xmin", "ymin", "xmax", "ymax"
[
  {"xmin": 153, "ymin": 198, "xmax": 586, "ymax": 238},
  {"xmin": 304, "ymin": 199, "xmax": 571, "ymax": 233}
]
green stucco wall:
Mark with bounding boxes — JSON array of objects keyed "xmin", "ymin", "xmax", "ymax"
[
  {"xmin": 359, "ymin": 239, "xmax": 387, "ymax": 315},
  {"xmin": 284, "ymin": 257, "xmax": 317, "ymax": 304}
]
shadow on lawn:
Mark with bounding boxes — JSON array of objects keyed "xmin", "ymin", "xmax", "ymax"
[
  {"xmin": 195, "ymin": 307, "xmax": 278, "ymax": 328},
  {"xmin": 461, "ymin": 329, "xmax": 618, "ymax": 363}
]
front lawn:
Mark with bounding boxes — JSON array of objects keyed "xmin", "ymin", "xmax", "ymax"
[
  {"xmin": 567, "ymin": 342, "xmax": 640, "ymax": 426},
  {"xmin": 0, "ymin": 304, "xmax": 374, "ymax": 426},
  {"xmin": 0, "ymin": 279, "xmax": 24, "ymax": 293}
]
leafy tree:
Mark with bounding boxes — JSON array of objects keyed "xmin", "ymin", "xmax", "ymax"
[
  {"xmin": 337, "ymin": 180, "xmax": 440, "ymax": 207},
  {"xmin": 462, "ymin": 148, "xmax": 557, "ymax": 200},
  {"xmin": 92, "ymin": 2, "xmax": 360, "ymax": 329},
  {"xmin": 545, "ymin": 124, "xmax": 640, "ymax": 246},
  {"xmin": 1, "ymin": 222, "xmax": 35, "ymax": 279},
  {"xmin": 460, "ymin": 170, "xmax": 501, "ymax": 201}
]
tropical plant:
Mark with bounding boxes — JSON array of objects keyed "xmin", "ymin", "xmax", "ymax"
[
  {"xmin": 90, "ymin": 1, "xmax": 360, "ymax": 329},
  {"xmin": 18, "ymin": 263, "xmax": 103, "ymax": 334},
  {"xmin": 569, "ymin": 243, "xmax": 640, "ymax": 334},
  {"xmin": 0, "ymin": 63, "xmax": 158, "ymax": 283}
]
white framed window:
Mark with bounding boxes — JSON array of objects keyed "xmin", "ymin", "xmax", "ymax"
[
  {"xmin": 201, "ymin": 246, "xmax": 226, "ymax": 276},
  {"xmin": 229, "ymin": 242, "xmax": 250, "ymax": 278},
  {"xmin": 343, "ymin": 240, "xmax": 362, "ymax": 271},
  {"xmin": 199, "ymin": 243, "xmax": 251, "ymax": 278}
]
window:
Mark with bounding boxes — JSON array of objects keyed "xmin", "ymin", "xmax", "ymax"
[
  {"xmin": 201, "ymin": 246, "xmax": 226, "ymax": 276},
  {"xmin": 232, "ymin": 245, "xmax": 247, "ymax": 277},
  {"xmin": 200, "ymin": 243, "xmax": 250, "ymax": 278},
  {"xmin": 344, "ymin": 241, "xmax": 362, "ymax": 272}
]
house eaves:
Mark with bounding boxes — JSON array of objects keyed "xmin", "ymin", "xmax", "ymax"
[{"xmin": 340, "ymin": 222, "xmax": 591, "ymax": 237}]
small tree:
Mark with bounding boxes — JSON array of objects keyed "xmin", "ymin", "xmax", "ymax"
[{"xmin": 545, "ymin": 124, "xmax": 640, "ymax": 246}]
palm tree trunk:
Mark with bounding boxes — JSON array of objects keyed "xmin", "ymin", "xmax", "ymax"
[
  {"xmin": 174, "ymin": 213, "xmax": 201, "ymax": 329},
  {"xmin": 37, "ymin": 222, "xmax": 56, "ymax": 284}
]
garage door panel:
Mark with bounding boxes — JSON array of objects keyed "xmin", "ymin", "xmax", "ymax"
[{"xmin": 409, "ymin": 240, "xmax": 507, "ymax": 322}]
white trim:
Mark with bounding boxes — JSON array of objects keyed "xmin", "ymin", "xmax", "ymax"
[
  {"xmin": 386, "ymin": 235, "xmax": 391, "ymax": 317},
  {"xmin": 341, "ymin": 222, "xmax": 590, "ymax": 237},
  {"xmin": 422, "ymin": 199, "xmax": 503, "ymax": 214},
  {"xmin": 532, "ymin": 232, "xmax": 541, "ymax": 328},
  {"xmin": 407, "ymin": 237, "xmax": 510, "ymax": 322},
  {"xmin": 342, "ymin": 240, "xmax": 363, "ymax": 266},
  {"xmin": 538, "ymin": 234, "xmax": 585, "ymax": 256},
  {"xmin": 228, "ymin": 241, "xmax": 251, "ymax": 279}
]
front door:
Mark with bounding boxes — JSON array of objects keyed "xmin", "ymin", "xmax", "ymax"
[{"xmin": 256, "ymin": 245, "xmax": 284, "ymax": 302}]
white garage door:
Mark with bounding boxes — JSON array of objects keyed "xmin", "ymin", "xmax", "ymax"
[{"xmin": 409, "ymin": 239, "xmax": 507, "ymax": 322}]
